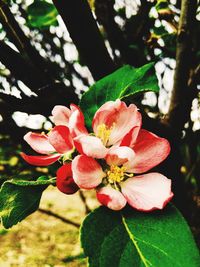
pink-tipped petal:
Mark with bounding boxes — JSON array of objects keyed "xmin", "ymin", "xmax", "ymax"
[
  {"xmin": 108, "ymin": 103, "xmax": 142, "ymax": 145},
  {"xmin": 20, "ymin": 152, "xmax": 60, "ymax": 166},
  {"xmin": 56, "ymin": 164, "xmax": 79, "ymax": 194},
  {"xmin": 68, "ymin": 104, "xmax": 88, "ymax": 138},
  {"xmin": 93, "ymin": 100, "xmax": 142, "ymax": 146},
  {"xmin": 51, "ymin": 105, "xmax": 71, "ymax": 126},
  {"xmin": 121, "ymin": 172, "xmax": 173, "ymax": 211},
  {"xmin": 48, "ymin": 126, "xmax": 74, "ymax": 154},
  {"xmin": 74, "ymin": 135, "xmax": 108, "ymax": 159},
  {"xmin": 96, "ymin": 185, "xmax": 127, "ymax": 211},
  {"xmin": 106, "ymin": 146, "xmax": 135, "ymax": 167},
  {"xmin": 24, "ymin": 132, "xmax": 55, "ymax": 154},
  {"xmin": 72, "ymin": 155, "xmax": 105, "ymax": 189},
  {"xmin": 128, "ymin": 129, "xmax": 171, "ymax": 173}
]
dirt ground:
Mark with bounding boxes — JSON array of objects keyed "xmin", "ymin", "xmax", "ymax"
[{"xmin": 0, "ymin": 186, "xmax": 99, "ymax": 267}]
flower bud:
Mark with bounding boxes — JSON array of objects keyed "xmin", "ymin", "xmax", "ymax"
[{"xmin": 56, "ymin": 163, "xmax": 79, "ymax": 194}]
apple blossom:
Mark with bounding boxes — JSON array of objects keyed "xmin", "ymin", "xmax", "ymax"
[
  {"xmin": 21, "ymin": 104, "xmax": 87, "ymax": 166},
  {"xmin": 73, "ymin": 99, "xmax": 142, "ymax": 159},
  {"xmin": 72, "ymin": 145, "xmax": 173, "ymax": 211},
  {"xmin": 21, "ymin": 126, "xmax": 73, "ymax": 166},
  {"xmin": 21, "ymin": 99, "xmax": 173, "ymax": 211},
  {"xmin": 52, "ymin": 104, "xmax": 88, "ymax": 138}
]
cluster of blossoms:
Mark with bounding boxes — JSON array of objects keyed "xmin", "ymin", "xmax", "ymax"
[{"xmin": 21, "ymin": 100, "xmax": 173, "ymax": 211}]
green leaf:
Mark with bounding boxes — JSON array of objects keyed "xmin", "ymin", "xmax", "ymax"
[
  {"xmin": 27, "ymin": 0, "xmax": 58, "ymax": 29},
  {"xmin": 0, "ymin": 176, "xmax": 55, "ymax": 228},
  {"xmin": 80, "ymin": 63, "xmax": 159, "ymax": 129},
  {"xmin": 81, "ymin": 205, "xmax": 200, "ymax": 267}
]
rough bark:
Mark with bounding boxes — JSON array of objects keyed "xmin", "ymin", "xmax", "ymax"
[
  {"xmin": 162, "ymin": 0, "xmax": 198, "ymax": 215},
  {"xmin": 165, "ymin": 0, "xmax": 197, "ymax": 133}
]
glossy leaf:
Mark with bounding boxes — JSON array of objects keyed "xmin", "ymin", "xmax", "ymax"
[
  {"xmin": 0, "ymin": 176, "xmax": 55, "ymax": 228},
  {"xmin": 81, "ymin": 205, "xmax": 200, "ymax": 267},
  {"xmin": 80, "ymin": 63, "xmax": 159, "ymax": 129}
]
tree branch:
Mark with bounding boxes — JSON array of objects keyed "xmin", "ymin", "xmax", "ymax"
[
  {"xmin": 164, "ymin": 0, "xmax": 197, "ymax": 132},
  {"xmin": 38, "ymin": 208, "xmax": 80, "ymax": 228},
  {"xmin": 0, "ymin": 41, "xmax": 48, "ymax": 90},
  {"xmin": 0, "ymin": 0, "xmax": 49, "ymax": 74},
  {"xmin": 0, "ymin": 82, "xmax": 79, "ymax": 116},
  {"xmin": 79, "ymin": 191, "xmax": 91, "ymax": 214},
  {"xmin": 94, "ymin": 0, "xmax": 128, "ymax": 64},
  {"xmin": 52, "ymin": 0, "xmax": 116, "ymax": 80}
]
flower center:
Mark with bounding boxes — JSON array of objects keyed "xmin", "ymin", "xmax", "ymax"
[
  {"xmin": 106, "ymin": 165, "xmax": 127, "ymax": 184},
  {"xmin": 96, "ymin": 124, "xmax": 112, "ymax": 146}
]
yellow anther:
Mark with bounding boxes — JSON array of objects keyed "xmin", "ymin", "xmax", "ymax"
[
  {"xmin": 96, "ymin": 124, "xmax": 112, "ymax": 146},
  {"xmin": 107, "ymin": 165, "xmax": 127, "ymax": 184}
]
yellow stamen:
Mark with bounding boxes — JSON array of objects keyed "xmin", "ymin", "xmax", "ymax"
[
  {"xmin": 107, "ymin": 165, "xmax": 127, "ymax": 184},
  {"xmin": 96, "ymin": 124, "xmax": 112, "ymax": 146}
]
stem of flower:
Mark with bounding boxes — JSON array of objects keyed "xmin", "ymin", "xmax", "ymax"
[{"xmin": 79, "ymin": 191, "xmax": 91, "ymax": 214}]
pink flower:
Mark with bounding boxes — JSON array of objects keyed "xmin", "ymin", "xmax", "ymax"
[
  {"xmin": 72, "ymin": 127, "xmax": 173, "ymax": 211},
  {"xmin": 21, "ymin": 126, "xmax": 74, "ymax": 166},
  {"xmin": 21, "ymin": 99, "xmax": 173, "ymax": 211},
  {"xmin": 21, "ymin": 104, "xmax": 87, "ymax": 166},
  {"xmin": 73, "ymin": 99, "xmax": 142, "ymax": 159},
  {"xmin": 21, "ymin": 104, "xmax": 87, "ymax": 194},
  {"xmin": 21, "ymin": 127, "xmax": 79, "ymax": 194},
  {"xmin": 52, "ymin": 104, "xmax": 88, "ymax": 138}
]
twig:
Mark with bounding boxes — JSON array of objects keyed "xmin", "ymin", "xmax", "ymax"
[
  {"xmin": 79, "ymin": 191, "xmax": 91, "ymax": 214},
  {"xmin": 0, "ymin": 0, "xmax": 49, "ymax": 74},
  {"xmin": 185, "ymin": 158, "xmax": 200, "ymax": 183},
  {"xmin": 38, "ymin": 208, "xmax": 80, "ymax": 228}
]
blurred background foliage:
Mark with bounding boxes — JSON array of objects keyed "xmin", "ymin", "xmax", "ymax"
[{"xmin": 0, "ymin": 0, "xmax": 199, "ymax": 260}]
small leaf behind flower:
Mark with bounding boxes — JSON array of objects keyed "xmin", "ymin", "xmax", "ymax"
[
  {"xmin": 81, "ymin": 205, "xmax": 200, "ymax": 267},
  {"xmin": 0, "ymin": 176, "xmax": 55, "ymax": 228}
]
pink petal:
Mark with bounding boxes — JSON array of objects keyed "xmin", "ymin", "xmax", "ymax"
[
  {"xmin": 92, "ymin": 100, "xmax": 122, "ymax": 132},
  {"xmin": 74, "ymin": 135, "xmax": 108, "ymax": 159},
  {"xmin": 20, "ymin": 152, "xmax": 60, "ymax": 166},
  {"xmin": 92, "ymin": 100, "xmax": 142, "ymax": 146},
  {"xmin": 121, "ymin": 172, "xmax": 173, "ymax": 211},
  {"xmin": 109, "ymin": 103, "xmax": 141, "ymax": 145},
  {"xmin": 72, "ymin": 155, "xmax": 105, "ymax": 189},
  {"xmin": 128, "ymin": 129, "xmax": 171, "ymax": 173},
  {"xmin": 48, "ymin": 126, "xmax": 74, "ymax": 154},
  {"xmin": 68, "ymin": 104, "xmax": 88, "ymax": 138},
  {"xmin": 51, "ymin": 105, "xmax": 71, "ymax": 126},
  {"xmin": 106, "ymin": 146, "xmax": 135, "ymax": 167},
  {"xmin": 56, "ymin": 163, "xmax": 79, "ymax": 194},
  {"xmin": 24, "ymin": 132, "xmax": 55, "ymax": 154},
  {"xmin": 96, "ymin": 185, "xmax": 127, "ymax": 210},
  {"xmin": 120, "ymin": 126, "xmax": 141, "ymax": 147}
]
